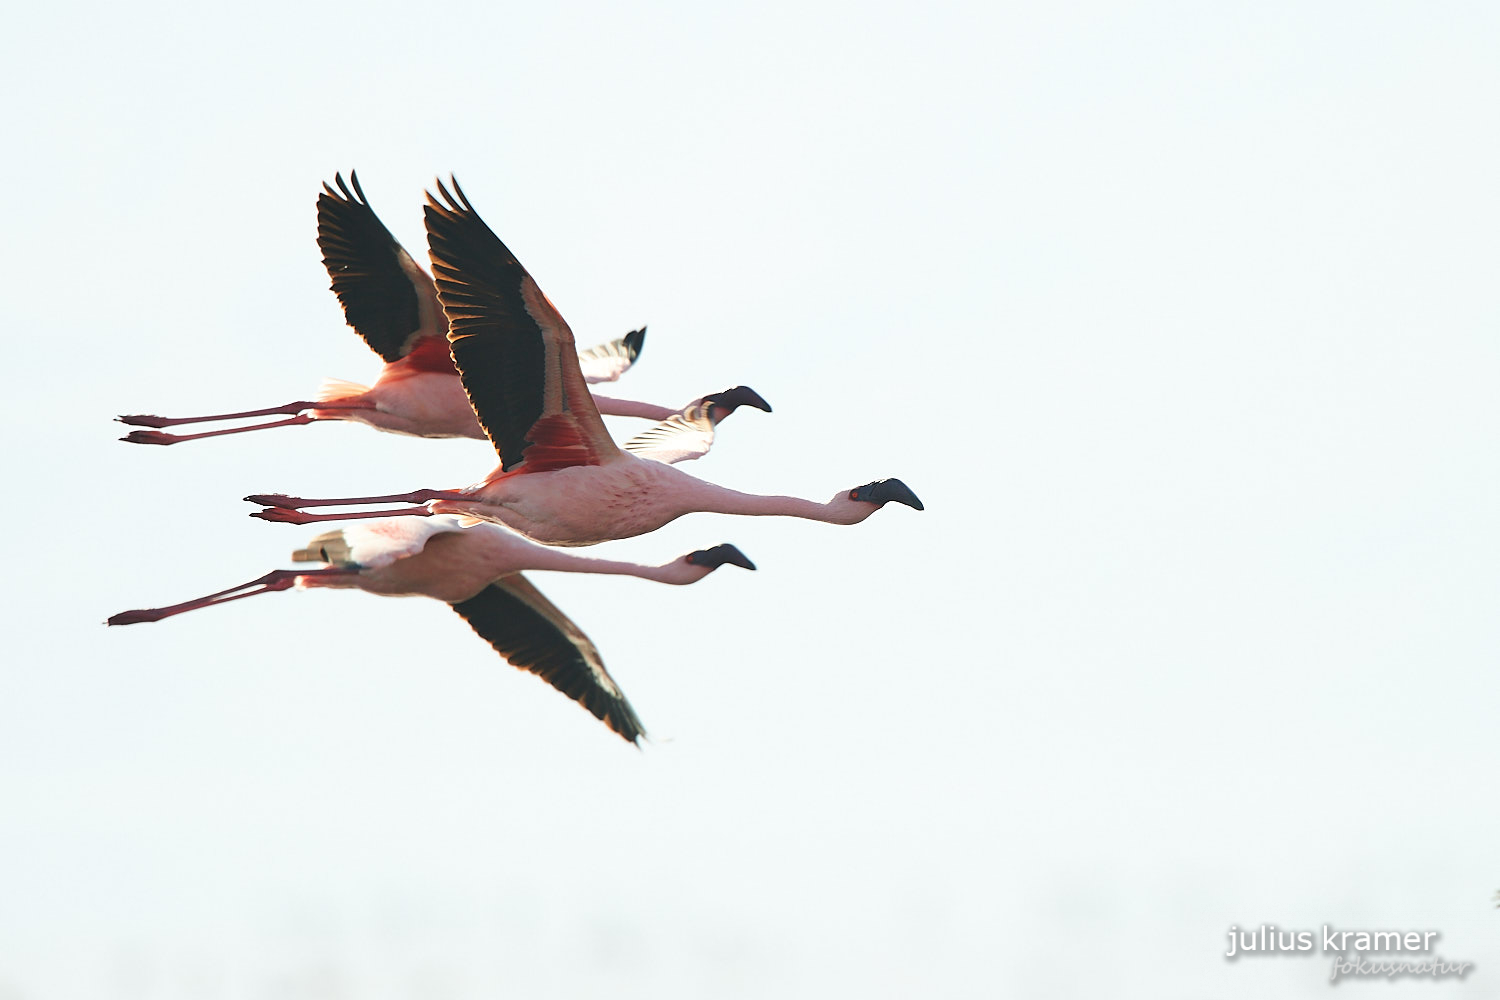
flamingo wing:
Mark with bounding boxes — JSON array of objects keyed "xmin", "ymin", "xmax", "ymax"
[
  {"xmin": 318, "ymin": 172, "xmax": 449, "ymax": 367},
  {"xmin": 424, "ymin": 178, "xmax": 620, "ymax": 473},
  {"xmin": 577, "ymin": 327, "xmax": 646, "ymax": 384},
  {"xmin": 621, "ymin": 407, "xmax": 716, "ymax": 465},
  {"xmin": 450, "ymin": 574, "xmax": 645, "ymax": 743},
  {"xmin": 291, "ymin": 516, "xmax": 470, "ymax": 570}
]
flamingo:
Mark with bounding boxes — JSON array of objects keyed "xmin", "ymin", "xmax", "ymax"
[
  {"xmin": 117, "ymin": 172, "xmax": 700, "ymax": 446},
  {"xmin": 108, "ymin": 517, "xmax": 757, "ymax": 743},
  {"xmin": 246, "ymin": 178, "xmax": 923, "ymax": 545}
]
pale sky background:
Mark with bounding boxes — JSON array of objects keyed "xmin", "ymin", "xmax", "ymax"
[{"xmin": 2, "ymin": 1, "xmax": 1497, "ymax": 997}]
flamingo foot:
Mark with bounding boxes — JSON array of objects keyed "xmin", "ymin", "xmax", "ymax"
[
  {"xmin": 120, "ymin": 430, "xmax": 179, "ymax": 445},
  {"xmin": 251, "ymin": 507, "xmax": 321, "ymax": 524},
  {"xmin": 245, "ymin": 494, "xmax": 304, "ymax": 507},
  {"xmin": 107, "ymin": 608, "xmax": 166, "ymax": 625}
]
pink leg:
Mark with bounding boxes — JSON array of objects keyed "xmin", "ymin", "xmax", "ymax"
[
  {"xmin": 116, "ymin": 401, "xmax": 334, "ymax": 428},
  {"xmin": 107, "ymin": 568, "xmax": 352, "ymax": 625},
  {"xmin": 243, "ymin": 490, "xmax": 471, "ymax": 509},
  {"xmin": 251, "ymin": 506, "xmax": 437, "ymax": 525},
  {"xmin": 121, "ymin": 414, "xmax": 315, "ymax": 445}
]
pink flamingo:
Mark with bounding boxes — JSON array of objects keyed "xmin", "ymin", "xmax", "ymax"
[
  {"xmin": 108, "ymin": 516, "xmax": 756, "ymax": 743},
  {"xmin": 118, "ymin": 172, "xmax": 701, "ymax": 445},
  {"xmin": 247, "ymin": 178, "xmax": 922, "ymax": 545}
]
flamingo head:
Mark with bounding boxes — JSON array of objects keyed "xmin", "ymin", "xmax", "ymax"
[
  {"xmin": 848, "ymin": 479, "xmax": 924, "ymax": 511},
  {"xmin": 685, "ymin": 543, "xmax": 758, "ymax": 571},
  {"xmin": 703, "ymin": 386, "xmax": 772, "ymax": 425}
]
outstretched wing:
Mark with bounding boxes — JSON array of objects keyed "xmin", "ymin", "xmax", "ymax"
[
  {"xmin": 290, "ymin": 516, "xmax": 470, "ymax": 570},
  {"xmin": 424, "ymin": 178, "xmax": 620, "ymax": 473},
  {"xmin": 620, "ymin": 388, "xmax": 770, "ymax": 464},
  {"xmin": 577, "ymin": 327, "xmax": 646, "ymax": 384},
  {"xmin": 450, "ymin": 574, "xmax": 645, "ymax": 743},
  {"xmin": 317, "ymin": 172, "xmax": 451, "ymax": 369},
  {"xmin": 622, "ymin": 405, "xmax": 716, "ymax": 465}
]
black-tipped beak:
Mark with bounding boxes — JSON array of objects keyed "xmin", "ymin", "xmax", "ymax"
[
  {"xmin": 623, "ymin": 327, "xmax": 646, "ymax": 362},
  {"xmin": 704, "ymin": 386, "xmax": 772, "ymax": 414},
  {"xmin": 686, "ymin": 543, "xmax": 757, "ymax": 571},
  {"xmin": 849, "ymin": 478, "xmax": 924, "ymax": 511}
]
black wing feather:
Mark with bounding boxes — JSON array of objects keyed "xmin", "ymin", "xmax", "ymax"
[
  {"xmin": 424, "ymin": 179, "xmax": 547, "ymax": 471},
  {"xmin": 451, "ymin": 576, "xmax": 645, "ymax": 743},
  {"xmin": 577, "ymin": 327, "xmax": 646, "ymax": 383},
  {"xmin": 317, "ymin": 172, "xmax": 428, "ymax": 363}
]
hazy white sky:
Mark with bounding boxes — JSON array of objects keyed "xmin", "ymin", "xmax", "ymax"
[{"xmin": 2, "ymin": 1, "xmax": 1497, "ymax": 997}]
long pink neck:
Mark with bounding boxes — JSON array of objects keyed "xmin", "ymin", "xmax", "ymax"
[
  {"xmin": 685, "ymin": 481, "xmax": 863, "ymax": 524},
  {"xmin": 499, "ymin": 542, "xmax": 701, "ymax": 585},
  {"xmin": 590, "ymin": 393, "xmax": 677, "ymax": 421}
]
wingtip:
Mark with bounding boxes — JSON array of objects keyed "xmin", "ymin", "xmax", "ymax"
[
  {"xmin": 426, "ymin": 174, "xmax": 473, "ymax": 216},
  {"xmin": 613, "ymin": 705, "xmax": 649, "ymax": 745},
  {"xmin": 447, "ymin": 174, "xmax": 471, "ymax": 210},
  {"xmin": 323, "ymin": 170, "xmax": 363, "ymax": 206},
  {"xmin": 430, "ymin": 175, "xmax": 453, "ymax": 212},
  {"xmin": 623, "ymin": 327, "xmax": 646, "ymax": 361}
]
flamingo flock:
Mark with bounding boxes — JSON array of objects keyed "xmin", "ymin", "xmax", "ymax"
[
  {"xmin": 111, "ymin": 172, "xmax": 922, "ymax": 743},
  {"xmin": 117, "ymin": 173, "xmax": 747, "ymax": 445}
]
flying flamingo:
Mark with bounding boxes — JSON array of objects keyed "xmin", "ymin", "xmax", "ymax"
[
  {"xmin": 117, "ymin": 172, "xmax": 702, "ymax": 446},
  {"xmin": 246, "ymin": 178, "xmax": 922, "ymax": 545},
  {"xmin": 108, "ymin": 516, "xmax": 757, "ymax": 743}
]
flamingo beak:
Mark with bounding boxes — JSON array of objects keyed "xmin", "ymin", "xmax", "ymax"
[
  {"xmin": 686, "ymin": 544, "xmax": 757, "ymax": 571},
  {"xmin": 849, "ymin": 479, "xmax": 924, "ymax": 511},
  {"xmin": 704, "ymin": 386, "xmax": 773, "ymax": 414}
]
